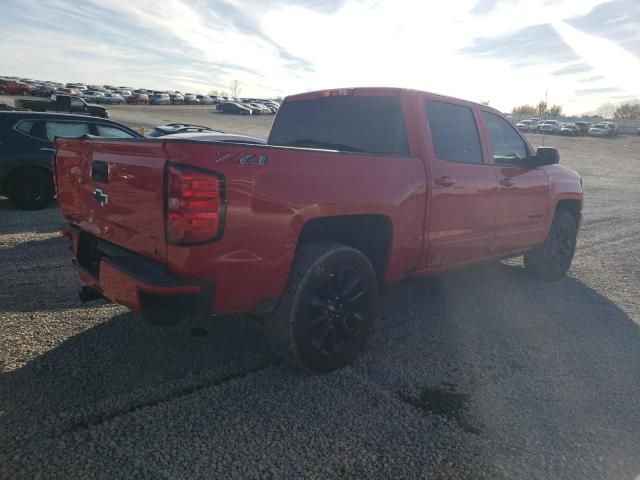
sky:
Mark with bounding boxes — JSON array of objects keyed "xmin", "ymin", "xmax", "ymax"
[{"xmin": 0, "ymin": 0, "xmax": 638, "ymax": 114}]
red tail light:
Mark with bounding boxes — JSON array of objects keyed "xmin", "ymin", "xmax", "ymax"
[{"xmin": 165, "ymin": 164, "xmax": 224, "ymax": 245}]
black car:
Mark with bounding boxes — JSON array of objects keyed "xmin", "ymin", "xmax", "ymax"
[
  {"xmin": 146, "ymin": 123, "xmax": 221, "ymax": 137},
  {"xmin": 217, "ymin": 102, "xmax": 252, "ymax": 115},
  {"xmin": 0, "ymin": 112, "xmax": 141, "ymax": 210}
]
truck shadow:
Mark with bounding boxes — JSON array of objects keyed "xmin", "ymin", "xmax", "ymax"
[
  {"xmin": 1, "ymin": 260, "xmax": 638, "ymax": 479},
  {"xmin": 0, "ymin": 198, "xmax": 61, "ymax": 235}
]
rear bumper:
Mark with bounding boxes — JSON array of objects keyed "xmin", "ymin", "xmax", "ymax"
[{"xmin": 66, "ymin": 229, "xmax": 211, "ymax": 325}]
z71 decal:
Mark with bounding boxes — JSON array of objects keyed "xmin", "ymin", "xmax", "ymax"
[{"xmin": 216, "ymin": 152, "xmax": 268, "ymax": 166}]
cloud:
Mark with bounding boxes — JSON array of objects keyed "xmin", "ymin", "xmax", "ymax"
[
  {"xmin": 567, "ymin": 0, "xmax": 640, "ymax": 56},
  {"xmin": 471, "ymin": 0, "xmax": 502, "ymax": 15},
  {"xmin": 574, "ymin": 87, "xmax": 621, "ymax": 96},
  {"xmin": 552, "ymin": 62, "xmax": 593, "ymax": 75},
  {"xmin": 460, "ymin": 24, "xmax": 580, "ymax": 66},
  {"xmin": 0, "ymin": 0, "xmax": 315, "ymax": 95},
  {"xmin": 577, "ymin": 75, "xmax": 606, "ymax": 83}
]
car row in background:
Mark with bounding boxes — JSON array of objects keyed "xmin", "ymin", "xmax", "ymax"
[
  {"xmin": 1, "ymin": 77, "xmax": 281, "ymax": 111},
  {"xmin": 516, "ymin": 118, "xmax": 619, "ymax": 137}
]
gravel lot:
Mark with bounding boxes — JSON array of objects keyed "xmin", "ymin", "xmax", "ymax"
[{"xmin": 0, "ymin": 107, "xmax": 639, "ymax": 479}]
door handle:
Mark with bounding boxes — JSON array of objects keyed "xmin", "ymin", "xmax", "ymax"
[
  {"xmin": 500, "ymin": 177, "xmax": 515, "ymax": 187},
  {"xmin": 40, "ymin": 147, "xmax": 55, "ymax": 152},
  {"xmin": 434, "ymin": 176, "xmax": 456, "ymax": 187}
]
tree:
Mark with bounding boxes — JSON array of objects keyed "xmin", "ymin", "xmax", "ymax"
[
  {"xmin": 548, "ymin": 104, "xmax": 562, "ymax": 116},
  {"xmin": 536, "ymin": 101, "xmax": 548, "ymax": 116},
  {"xmin": 597, "ymin": 102, "xmax": 616, "ymax": 119},
  {"xmin": 512, "ymin": 104, "xmax": 536, "ymax": 114},
  {"xmin": 614, "ymin": 102, "xmax": 640, "ymax": 119},
  {"xmin": 229, "ymin": 79, "xmax": 241, "ymax": 98},
  {"xmin": 208, "ymin": 89, "xmax": 220, "ymax": 96}
]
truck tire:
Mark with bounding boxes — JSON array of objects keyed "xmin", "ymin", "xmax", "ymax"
[
  {"xmin": 6, "ymin": 169, "xmax": 54, "ymax": 210},
  {"xmin": 524, "ymin": 210, "xmax": 577, "ymax": 280},
  {"xmin": 264, "ymin": 243, "xmax": 378, "ymax": 372}
]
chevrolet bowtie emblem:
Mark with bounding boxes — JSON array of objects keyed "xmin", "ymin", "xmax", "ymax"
[{"xmin": 92, "ymin": 188, "xmax": 109, "ymax": 206}]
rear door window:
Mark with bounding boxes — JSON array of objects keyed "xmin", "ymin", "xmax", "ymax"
[
  {"xmin": 425, "ymin": 100, "xmax": 483, "ymax": 163},
  {"xmin": 269, "ymin": 95, "xmax": 409, "ymax": 155},
  {"xmin": 45, "ymin": 121, "xmax": 90, "ymax": 141},
  {"xmin": 15, "ymin": 120, "xmax": 35, "ymax": 135}
]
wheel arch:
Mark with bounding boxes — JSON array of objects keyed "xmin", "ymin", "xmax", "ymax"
[
  {"xmin": 1, "ymin": 163, "xmax": 53, "ymax": 195},
  {"xmin": 294, "ymin": 214, "xmax": 393, "ymax": 284}
]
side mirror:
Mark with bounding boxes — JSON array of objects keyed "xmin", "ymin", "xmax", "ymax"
[{"xmin": 532, "ymin": 147, "xmax": 559, "ymax": 166}]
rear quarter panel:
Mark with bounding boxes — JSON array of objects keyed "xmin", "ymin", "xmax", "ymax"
[{"xmin": 162, "ymin": 141, "xmax": 427, "ymax": 314}]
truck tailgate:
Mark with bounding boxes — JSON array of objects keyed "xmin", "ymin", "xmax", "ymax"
[{"xmin": 54, "ymin": 138, "xmax": 169, "ymax": 263}]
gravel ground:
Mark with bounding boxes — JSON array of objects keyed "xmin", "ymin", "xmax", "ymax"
[{"xmin": 0, "ymin": 127, "xmax": 639, "ymax": 479}]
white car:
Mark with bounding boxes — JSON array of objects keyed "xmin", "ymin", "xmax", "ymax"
[
  {"xmin": 101, "ymin": 93, "xmax": 125, "ymax": 104},
  {"xmin": 588, "ymin": 123, "xmax": 609, "ymax": 137},
  {"xmin": 538, "ymin": 121, "xmax": 560, "ymax": 134},
  {"xmin": 516, "ymin": 119, "xmax": 536, "ymax": 132}
]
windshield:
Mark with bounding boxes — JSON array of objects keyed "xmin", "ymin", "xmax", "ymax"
[{"xmin": 269, "ymin": 95, "xmax": 409, "ymax": 155}]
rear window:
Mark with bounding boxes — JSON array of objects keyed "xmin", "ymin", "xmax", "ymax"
[{"xmin": 268, "ymin": 95, "xmax": 409, "ymax": 155}]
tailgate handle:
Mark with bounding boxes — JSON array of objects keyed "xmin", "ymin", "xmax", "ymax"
[{"xmin": 91, "ymin": 161, "xmax": 108, "ymax": 184}]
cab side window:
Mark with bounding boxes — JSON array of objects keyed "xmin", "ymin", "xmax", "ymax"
[
  {"xmin": 425, "ymin": 100, "xmax": 483, "ymax": 164},
  {"xmin": 482, "ymin": 111, "xmax": 527, "ymax": 164}
]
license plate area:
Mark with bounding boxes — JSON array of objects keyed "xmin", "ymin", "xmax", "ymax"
[{"xmin": 76, "ymin": 232, "xmax": 130, "ymax": 279}]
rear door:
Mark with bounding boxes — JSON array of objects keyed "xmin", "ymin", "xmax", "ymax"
[
  {"xmin": 479, "ymin": 110, "xmax": 549, "ymax": 252},
  {"xmin": 419, "ymin": 95, "xmax": 499, "ymax": 268}
]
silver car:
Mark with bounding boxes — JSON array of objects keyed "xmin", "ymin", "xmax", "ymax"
[{"xmin": 588, "ymin": 123, "xmax": 609, "ymax": 137}]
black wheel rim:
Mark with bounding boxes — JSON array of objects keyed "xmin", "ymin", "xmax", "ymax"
[
  {"xmin": 306, "ymin": 268, "xmax": 367, "ymax": 356},
  {"xmin": 546, "ymin": 221, "xmax": 575, "ymax": 271}
]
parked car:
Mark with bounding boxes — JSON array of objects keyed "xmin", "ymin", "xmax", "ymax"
[
  {"xmin": 15, "ymin": 95, "xmax": 109, "ymax": 118},
  {"xmin": 588, "ymin": 123, "xmax": 610, "ymax": 137},
  {"xmin": 117, "ymin": 90, "xmax": 132, "ymax": 98},
  {"xmin": 101, "ymin": 93, "xmax": 125, "ymax": 104},
  {"xmin": 603, "ymin": 122, "xmax": 618, "ymax": 137},
  {"xmin": 31, "ymin": 84, "xmax": 56, "ymax": 97},
  {"xmin": 242, "ymin": 103, "xmax": 267, "ymax": 115},
  {"xmin": 250, "ymin": 103, "xmax": 274, "ymax": 114},
  {"xmin": 169, "ymin": 94, "xmax": 184, "ymax": 105},
  {"xmin": 196, "ymin": 95, "xmax": 214, "ymax": 105},
  {"xmin": 516, "ymin": 119, "xmax": 536, "ymax": 132},
  {"xmin": 538, "ymin": 121, "xmax": 559, "ymax": 134},
  {"xmin": 219, "ymin": 102, "xmax": 252, "ymax": 115},
  {"xmin": 126, "ymin": 93, "xmax": 149, "ymax": 105},
  {"xmin": 574, "ymin": 121, "xmax": 591, "ymax": 135},
  {"xmin": 589, "ymin": 122, "xmax": 615, "ymax": 137},
  {"xmin": 0, "ymin": 79, "xmax": 32, "ymax": 96},
  {"xmin": 149, "ymin": 94, "xmax": 170, "ymax": 105},
  {"xmin": 162, "ymin": 132, "xmax": 266, "ymax": 144},
  {"xmin": 146, "ymin": 123, "xmax": 221, "ymax": 137},
  {"xmin": 183, "ymin": 93, "xmax": 199, "ymax": 105},
  {"xmin": 559, "ymin": 124, "xmax": 579, "ymax": 136},
  {"xmin": 0, "ymin": 112, "xmax": 141, "ymax": 209},
  {"xmin": 83, "ymin": 91, "xmax": 106, "ymax": 103},
  {"xmin": 54, "ymin": 87, "xmax": 582, "ymax": 372},
  {"xmin": 53, "ymin": 87, "xmax": 83, "ymax": 97}
]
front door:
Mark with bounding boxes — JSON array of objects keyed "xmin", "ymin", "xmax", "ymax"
[
  {"xmin": 480, "ymin": 110, "xmax": 550, "ymax": 253},
  {"xmin": 420, "ymin": 96, "xmax": 499, "ymax": 268}
]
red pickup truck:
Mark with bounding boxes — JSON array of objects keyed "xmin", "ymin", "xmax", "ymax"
[{"xmin": 55, "ymin": 88, "xmax": 583, "ymax": 372}]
